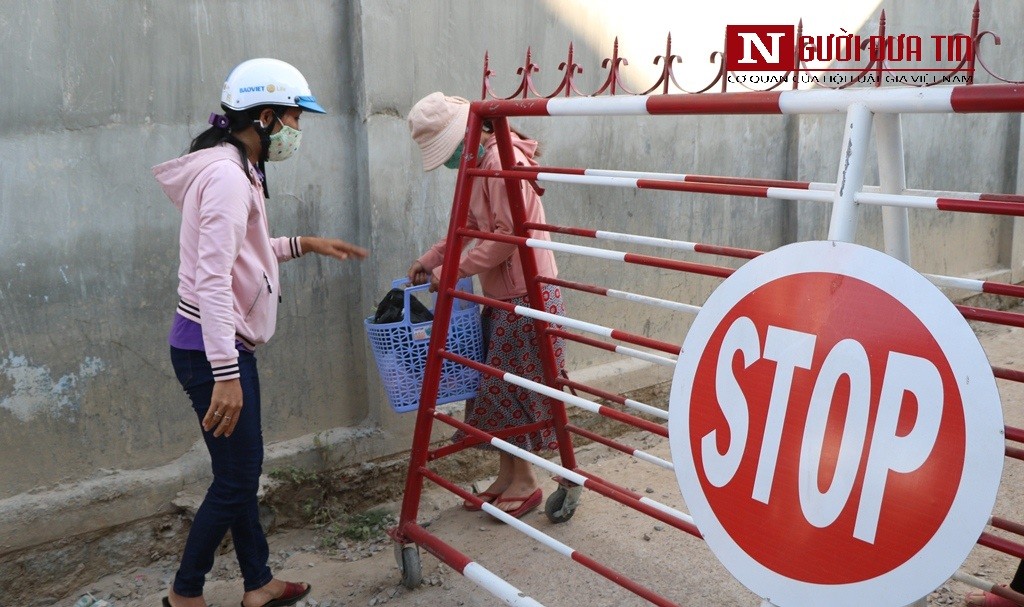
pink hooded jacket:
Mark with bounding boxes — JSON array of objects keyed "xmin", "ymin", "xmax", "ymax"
[
  {"xmin": 153, "ymin": 145, "xmax": 302, "ymax": 380},
  {"xmin": 417, "ymin": 134, "xmax": 557, "ymax": 300}
]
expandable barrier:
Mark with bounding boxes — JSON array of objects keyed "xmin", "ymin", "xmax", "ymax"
[{"xmin": 388, "ymin": 81, "xmax": 1024, "ymax": 606}]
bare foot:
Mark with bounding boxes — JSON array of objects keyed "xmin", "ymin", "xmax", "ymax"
[
  {"xmin": 463, "ymin": 474, "xmax": 513, "ymax": 509},
  {"xmin": 165, "ymin": 589, "xmax": 207, "ymax": 607},
  {"xmin": 242, "ymin": 579, "xmax": 310, "ymax": 607}
]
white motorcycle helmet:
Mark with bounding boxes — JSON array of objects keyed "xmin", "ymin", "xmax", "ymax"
[{"xmin": 221, "ymin": 58, "xmax": 326, "ymax": 114}]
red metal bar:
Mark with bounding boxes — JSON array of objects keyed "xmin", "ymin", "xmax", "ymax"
[
  {"xmin": 1006, "ymin": 426, "xmax": 1024, "ymax": 444},
  {"xmin": 548, "ymin": 326, "xmax": 679, "ymax": 359},
  {"xmin": 557, "ymin": 377, "xmax": 669, "ymax": 434},
  {"xmin": 400, "ymin": 522, "xmax": 473, "ymax": 573},
  {"xmin": 957, "ymin": 305, "xmax": 1024, "ymax": 329},
  {"xmin": 951, "ymin": 84, "xmax": 1024, "ymax": 113},
  {"xmin": 428, "ymin": 421, "xmax": 553, "ymax": 460},
  {"xmin": 492, "ymin": 114, "xmax": 581, "ymax": 481},
  {"xmin": 463, "ymin": 225, "xmax": 737, "ymax": 279},
  {"xmin": 396, "ymin": 111, "xmax": 486, "ymax": 536},
  {"xmin": 571, "ymin": 467, "xmax": 701, "ymax": 538},
  {"xmin": 981, "ymin": 193, "xmax": 1024, "ymax": 203},
  {"xmin": 646, "ymin": 91, "xmax": 783, "ymax": 114},
  {"xmin": 994, "ymin": 366, "xmax": 1024, "ymax": 383},
  {"xmin": 982, "ymin": 281, "xmax": 1024, "ymax": 299},
  {"xmin": 568, "ymin": 423, "xmax": 654, "ymax": 459},
  {"xmin": 525, "ymin": 222, "xmax": 765, "ymax": 259},
  {"xmin": 936, "ymin": 196, "xmax": 1024, "ymax": 217},
  {"xmin": 541, "ymin": 276, "xmax": 609, "ymax": 297},
  {"xmin": 437, "ymin": 408, "xmax": 700, "ymax": 542},
  {"xmin": 550, "ymin": 328, "xmax": 618, "ymax": 354},
  {"xmin": 1007, "ymin": 445, "xmax": 1024, "ymax": 462},
  {"xmin": 992, "ymin": 517, "xmax": 1024, "ymax": 539},
  {"xmin": 418, "ymin": 467, "xmax": 681, "ymax": 607},
  {"xmin": 979, "ymin": 531, "xmax": 1024, "ymax": 559},
  {"xmin": 455, "ymin": 288, "xmax": 681, "ymax": 355},
  {"xmin": 516, "ymin": 167, "xmax": 1024, "ymax": 205},
  {"xmin": 570, "ymin": 552, "xmax": 680, "ymax": 607},
  {"xmin": 441, "ymin": 351, "xmax": 671, "ymax": 438}
]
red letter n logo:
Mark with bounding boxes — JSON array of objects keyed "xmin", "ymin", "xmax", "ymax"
[{"xmin": 726, "ymin": 25, "xmax": 796, "ymax": 71}]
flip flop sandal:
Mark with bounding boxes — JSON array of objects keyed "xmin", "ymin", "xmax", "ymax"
[
  {"xmin": 242, "ymin": 581, "xmax": 312, "ymax": 607},
  {"xmin": 492, "ymin": 488, "xmax": 542, "ymax": 519},
  {"xmin": 463, "ymin": 491, "xmax": 501, "ymax": 511}
]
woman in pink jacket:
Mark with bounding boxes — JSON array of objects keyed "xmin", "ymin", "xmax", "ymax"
[
  {"xmin": 406, "ymin": 92, "xmax": 565, "ymax": 520},
  {"xmin": 153, "ymin": 58, "xmax": 367, "ymax": 607}
]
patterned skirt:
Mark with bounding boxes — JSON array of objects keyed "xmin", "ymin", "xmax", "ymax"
[{"xmin": 453, "ymin": 285, "xmax": 566, "ymax": 453}]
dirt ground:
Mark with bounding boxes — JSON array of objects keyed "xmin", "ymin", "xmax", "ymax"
[{"xmin": 61, "ymin": 317, "xmax": 1024, "ymax": 607}]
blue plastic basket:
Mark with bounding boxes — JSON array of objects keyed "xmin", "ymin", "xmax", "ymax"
[{"xmin": 364, "ymin": 277, "xmax": 484, "ymax": 413}]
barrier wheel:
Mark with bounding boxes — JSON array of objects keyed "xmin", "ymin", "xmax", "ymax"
[
  {"xmin": 398, "ymin": 545, "xmax": 422, "ymax": 589},
  {"xmin": 545, "ymin": 486, "xmax": 581, "ymax": 524}
]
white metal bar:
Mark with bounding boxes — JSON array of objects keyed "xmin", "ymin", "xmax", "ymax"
[
  {"xmin": 481, "ymin": 429, "xmax": 696, "ymax": 524},
  {"xmin": 479, "ymin": 502, "xmax": 575, "ymax": 557},
  {"xmin": 547, "ymin": 96, "xmax": 651, "ymax": 116},
  {"xmin": 765, "ymin": 186, "xmax": 835, "ymax": 202},
  {"xmin": 923, "ymin": 273, "xmax": 985, "ymax": 292},
  {"xmin": 517, "ymin": 166, "xmax": 996, "ymax": 203},
  {"xmin": 536, "ymin": 172, "xmax": 639, "ymax": 188},
  {"xmin": 952, "ymin": 569, "xmax": 998, "ymax": 592},
  {"xmin": 623, "ymin": 398, "xmax": 670, "ymax": 420},
  {"xmin": 632, "ymin": 449, "xmax": 675, "ymax": 470},
  {"xmin": 593, "ymin": 229, "xmax": 699, "ymax": 252},
  {"xmin": 612, "ymin": 344, "xmax": 678, "ymax": 368},
  {"xmin": 855, "ymin": 192, "xmax": 938, "ymax": 209},
  {"xmin": 463, "ymin": 562, "xmax": 546, "ymax": 607},
  {"xmin": 876, "ymin": 113, "xmax": 911, "ymax": 263},
  {"xmin": 606, "ymin": 287, "xmax": 702, "ymax": 315},
  {"xmin": 442, "ymin": 396, "xmax": 692, "ymax": 524},
  {"xmin": 507, "ymin": 302, "xmax": 678, "ymax": 366},
  {"xmin": 638, "ymin": 497, "xmax": 696, "ymax": 526},
  {"xmin": 527, "ymin": 237, "xmax": 628, "ymax": 263},
  {"xmin": 587, "ymin": 168, "xmax": 689, "ymax": 181},
  {"xmin": 828, "ymin": 103, "xmax": 874, "ymax": 242},
  {"xmin": 778, "ymin": 86, "xmax": 953, "ymax": 114}
]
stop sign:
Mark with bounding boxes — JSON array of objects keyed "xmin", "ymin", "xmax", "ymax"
[{"xmin": 669, "ymin": 241, "xmax": 1004, "ymax": 607}]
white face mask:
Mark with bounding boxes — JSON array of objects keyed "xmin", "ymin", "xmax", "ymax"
[{"xmin": 265, "ymin": 116, "xmax": 302, "ymax": 161}]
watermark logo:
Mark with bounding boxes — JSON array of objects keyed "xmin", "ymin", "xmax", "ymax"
[
  {"xmin": 725, "ymin": 23, "xmax": 977, "ymax": 85},
  {"xmin": 726, "ymin": 26, "xmax": 796, "ymax": 72}
]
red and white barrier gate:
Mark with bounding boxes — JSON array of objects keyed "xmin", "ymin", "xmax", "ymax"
[{"xmin": 388, "ymin": 82, "xmax": 1024, "ymax": 607}]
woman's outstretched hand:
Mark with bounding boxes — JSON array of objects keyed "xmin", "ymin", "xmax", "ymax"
[{"xmin": 300, "ymin": 237, "xmax": 369, "ymax": 261}]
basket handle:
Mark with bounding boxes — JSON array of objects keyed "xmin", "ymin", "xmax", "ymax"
[
  {"xmin": 389, "ymin": 276, "xmax": 473, "ymax": 323},
  {"xmin": 391, "ymin": 278, "xmax": 430, "ymax": 324}
]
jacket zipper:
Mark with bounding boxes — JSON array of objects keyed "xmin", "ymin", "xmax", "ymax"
[{"xmin": 245, "ymin": 272, "xmax": 271, "ymax": 319}]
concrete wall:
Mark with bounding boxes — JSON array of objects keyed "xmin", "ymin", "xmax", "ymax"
[
  {"xmin": 0, "ymin": 0, "xmax": 389, "ymax": 558},
  {"xmin": 2, "ymin": 0, "xmax": 1024, "ymax": 586}
]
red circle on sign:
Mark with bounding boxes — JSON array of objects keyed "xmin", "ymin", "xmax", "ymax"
[{"xmin": 689, "ymin": 272, "xmax": 966, "ymax": 584}]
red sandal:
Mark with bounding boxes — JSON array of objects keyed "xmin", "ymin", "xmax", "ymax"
[
  {"xmin": 242, "ymin": 581, "xmax": 311, "ymax": 607},
  {"xmin": 463, "ymin": 491, "xmax": 501, "ymax": 511},
  {"xmin": 492, "ymin": 489, "xmax": 542, "ymax": 519}
]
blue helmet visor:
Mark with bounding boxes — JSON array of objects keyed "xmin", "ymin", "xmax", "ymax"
[{"xmin": 295, "ymin": 95, "xmax": 326, "ymax": 114}]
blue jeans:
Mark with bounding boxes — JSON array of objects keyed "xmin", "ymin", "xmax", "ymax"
[{"xmin": 169, "ymin": 346, "xmax": 273, "ymax": 597}]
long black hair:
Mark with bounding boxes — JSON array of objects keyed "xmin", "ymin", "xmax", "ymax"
[{"xmin": 190, "ymin": 105, "xmax": 281, "ymax": 194}]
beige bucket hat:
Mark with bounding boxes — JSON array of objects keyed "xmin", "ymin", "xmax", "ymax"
[{"xmin": 407, "ymin": 92, "xmax": 471, "ymax": 171}]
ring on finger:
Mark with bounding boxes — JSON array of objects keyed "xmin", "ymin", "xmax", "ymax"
[
  {"xmin": 213, "ymin": 412, "xmax": 223, "ymax": 418},
  {"xmin": 223, "ymin": 416, "xmax": 232, "ymax": 421}
]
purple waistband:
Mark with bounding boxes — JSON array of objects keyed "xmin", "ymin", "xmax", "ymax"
[{"xmin": 168, "ymin": 312, "xmax": 253, "ymax": 353}]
